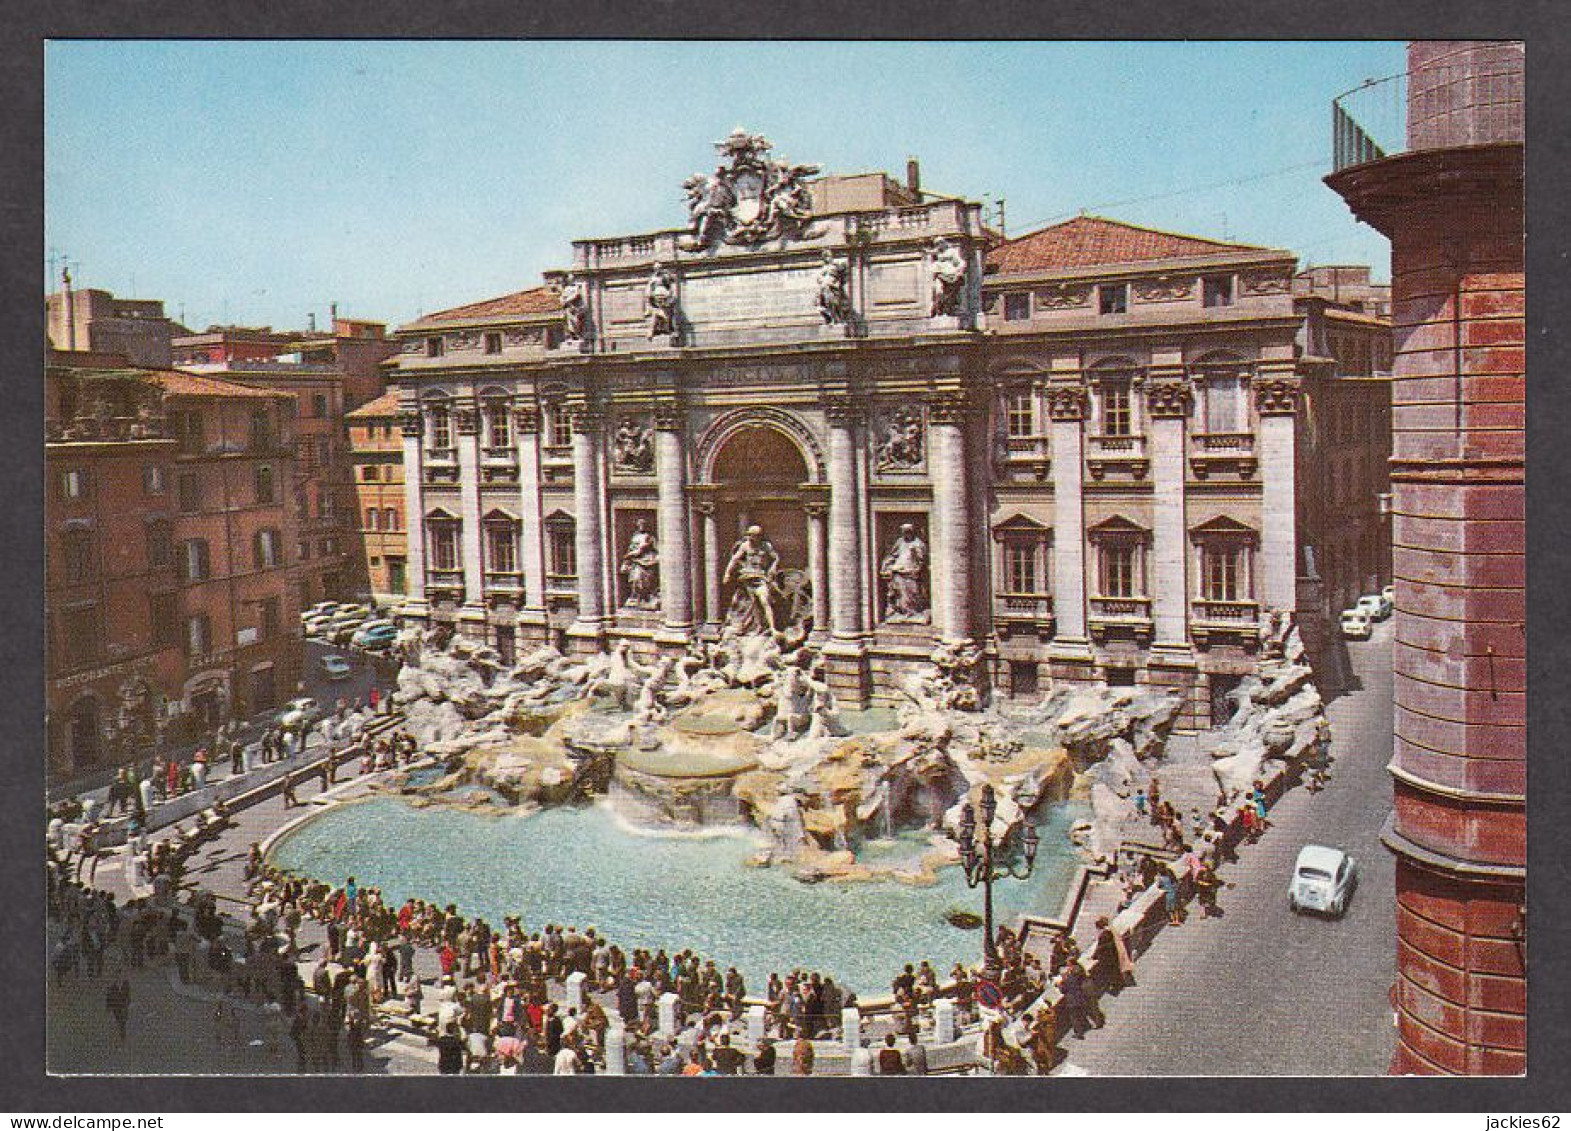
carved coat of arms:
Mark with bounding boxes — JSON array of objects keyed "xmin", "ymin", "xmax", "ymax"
[{"xmin": 682, "ymin": 129, "xmax": 821, "ymax": 250}]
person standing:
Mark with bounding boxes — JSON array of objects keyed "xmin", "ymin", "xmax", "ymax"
[
  {"xmin": 791, "ymin": 1027, "xmax": 815, "ymax": 1076},
  {"xmin": 431, "ymin": 1023, "xmax": 466, "ymax": 1075},
  {"xmin": 105, "ymin": 975, "xmax": 130, "ymax": 1042},
  {"xmin": 902, "ymin": 1032, "xmax": 928, "ymax": 1076}
]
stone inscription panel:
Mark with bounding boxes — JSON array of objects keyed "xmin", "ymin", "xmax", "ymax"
[
  {"xmin": 868, "ymin": 258, "xmax": 922, "ymax": 308},
  {"xmin": 680, "ymin": 266, "xmax": 821, "ymax": 326}
]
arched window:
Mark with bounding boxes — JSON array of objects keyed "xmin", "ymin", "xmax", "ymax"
[
  {"xmin": 1090, "ymin": 358, "xmax": 1141, "ymax": 437},
  {"xmin": 426, "ymin": 398, "xmax": 452, "ymax": 451},
  {"xmin": 145, "ymin": 519, "xmax": 173, "ymax": 570},
  {"xmin": 483, "ymin": 511, "xmax": 519, "ymax": 575},
  {"xmin": 481, "ymin": 392, "xmax": 512, "ymax": 450},
  {"xmin": 253, "ymin": 528, "xmax": 281, "ymax": 569},
  {"xmin": 181, "ymin": 538, "xmax": 211, "ymax": 582},
  {"xmin": 383, "ymin": 507, "xmax": 399, "ymax": 532},
  {"xmin": 427, "ymin": 510, "xmax": 461, "ymax": 571},
  {"xmin": 1194, "ymin": 352, "xmax": 1252, "ymax": 434},
  {"xmin": 365, "ymin": 507, "xmax": 380, "ymax": 532},
  {"xmin": 1088, "ymin": 516, "xmax": 1150, "ymax": 598},
  {"xmin": 544, "ymin": 511, "xmax": 576, "ymax": 582},
  {"xmin": 255, "ymin": 463, "xmax": 275, "ymax": 504},
  {"xmin": 61, "ymin": 526, "xmax": 96, "ymax": 583}
]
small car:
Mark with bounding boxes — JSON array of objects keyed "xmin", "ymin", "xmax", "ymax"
[
  {"xmin": 1357, "ymin": 593, "xmax": 1392, "ymax": 621},
  {"xmin": 305, "ymin": 601, "xmax": 343, "ymax": 618},
  {"xmin": 1340, "ymin": 609, "xmax": 1372, "ymax": 640},
  {"xmin": 319, "ymin": 654, "xmax": 354, "ymax": 681},
  {"xmin": 302, "ymin": 614, "xmax": 337, "ymax": 637},
  {"xmin": 1289, "ymin": 844, "xmax": 1358, "ymax": 917},
  {"xmin": 1382, "ymin": 584, "xmax": 1395, "ymax": 606},
  {"xmin": 276, "ymin": 696, "xmax": 322, "ymax": 731},
  {"xmin": 352, "ymin": 621, "xmax": 399, "ymax": 651}
]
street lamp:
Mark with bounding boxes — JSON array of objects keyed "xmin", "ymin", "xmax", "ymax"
[{"xmin": 954, "ymin": 783, "xmax": 1040, "ymax": 982}]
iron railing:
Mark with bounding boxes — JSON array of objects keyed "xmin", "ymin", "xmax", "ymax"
[{"xmin": 1332, "ymin": 55, "xmax": 1525, "ymax": 172}]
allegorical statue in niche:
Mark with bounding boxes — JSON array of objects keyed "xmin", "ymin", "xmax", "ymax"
[
  {"xmin": 722, "ymin": 524, "xmax": 782, "ymax": 635},
  {"xmin": 560, "ymin": 274, "xmax": 589, "ymax": 343},
  {"xmin": 645, "ymin": 261, "xmax": 678, "ymax": 341},
  {"xmin": 816, "ymin": 251, "xmax": 853, "ymax": 326},
  {"xmin": 620, "ymin": 517, "xmax": 660, "ymax": 609},
  {"xmin": 876, "ymin": 406, "xmax": 924, "ymax": 470},
  {"xmin": 880, "ymin": 523, "xmax": 930, "ymax": 623},
  {"xmin": 613, "ymin": 417, "xmax": 653, "ymax": 474},
  {"xmin": 929, "ymin": 237, "xmax": 968, "ymax": 317}
]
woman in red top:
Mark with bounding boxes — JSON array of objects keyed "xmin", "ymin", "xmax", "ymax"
[{"xmin": 438, "ymin": 942, "xmax": 457, "ymax": 976}]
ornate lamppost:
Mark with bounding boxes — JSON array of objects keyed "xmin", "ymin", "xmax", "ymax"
[{"xmin": 954, "ymin": 783, "xmax": 1039, "ymax": 982}]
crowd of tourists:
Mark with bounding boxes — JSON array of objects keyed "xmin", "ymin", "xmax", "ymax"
[{"xmin": 42, "ymin": 694, "xmax": 1320, "ymax": 1077}]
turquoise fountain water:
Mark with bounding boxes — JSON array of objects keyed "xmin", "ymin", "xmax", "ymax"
[{"xmin": 269, "ymin": 796, "xmax": 1089, "ymax": 996}]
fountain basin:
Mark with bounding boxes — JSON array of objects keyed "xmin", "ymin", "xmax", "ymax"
[{"xmin": 267, "ymin": 795, "xmax": 1089, "ymax": 996}]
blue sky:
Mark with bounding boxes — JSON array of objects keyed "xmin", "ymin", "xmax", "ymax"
[{"xmin": 45, "ymin": 40, "xmax": 1405, "ymax": 331}]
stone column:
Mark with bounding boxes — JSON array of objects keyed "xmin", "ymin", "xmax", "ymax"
[
  {"xmin": 1255, "ymin": 371, "xmax": 1300, "ymax": 613},
  {"xmin": 568, "ymin": 407, "xmax": 607, "ymax": 641},
  {"xmin": 455, "ymin": 402, "xmax": 484, "ymax": 612},
  {"xmin": 653, "ymin": 400, "xmax": 693, "ymax": 641},
  {"xmin": 928, "ymin": 392, "xmax": 974, "ymax": 642},
  {"xmin": 1047, "ymin": 383, "xmax": 1091, "ymax": 656},
  {"xmin": 697, "ymin": 498, "xmax": 722, "ymax": 629},
  {"xmin": 825, "ymin": 398, "xmax": 865, "ymax": 641},
  {"xmin": 514, "ymin": 402, "xmax": 546, "ymax": 624},
  {"xmin": 804, "ymin": 498, "xmax": 830, "ymax": 636},
  {"xmin": 1146, "ymin": 374, "xmax": 1193, "ymax": 653},
  {"xmin": 398, "ymin": 404, "xmax": 427, "ymax": 613}
]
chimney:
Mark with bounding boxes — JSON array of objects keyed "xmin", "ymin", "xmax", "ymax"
[
  {"xmin": 906, "ymin": 158, "xmax": 921, "ymax": 197},
  {"xmin": 308, "ymin": 312, "xmax": 317, "ymax": 333},
  {"xmin": 330, "ymin": 301, "xmax": 339, "ymax": 329}
]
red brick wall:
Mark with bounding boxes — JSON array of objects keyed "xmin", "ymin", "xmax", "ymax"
[{"xmin": 1382, "ymin": 148, "xmax": 1524, "ymax": 1073}]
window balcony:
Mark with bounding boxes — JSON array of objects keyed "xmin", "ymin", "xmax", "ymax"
[
  {"xmin": 1088, "ymin": 595, "xmax": 1153, "ymax": 643},
  {"xmin": 1190, "ymin": 597, "xmax": 1262, "ymax": 650},
  {"xmin": 1190, "ymin": 432, "xmax": 1257, "ymax": 480},
  {"xmin": 1087, "ymin": 433, "xmax": 1148, "ymax": 480},
  {"xmin": 484, "ymin": 571, "xmax": 524, "ymax": 593},
  {"xmin": 993, "ymin": 592, "xmax": 1053, "ymax": 636}
]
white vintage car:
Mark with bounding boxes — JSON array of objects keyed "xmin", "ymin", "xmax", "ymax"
[
  {"xmin": 1288, "ymin": 844, "xmax": 1358, "ymax": 917},
  {"xmin": 1340, "ymin": 609, "xmax": 1372, "ymax": 640}
]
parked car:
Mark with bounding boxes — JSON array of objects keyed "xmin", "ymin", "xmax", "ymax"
[
  {"xmin": 1357, "ymin": 593, "xmax": 1392, "ymax": 621},
  {"xmin": 1340, "ymin": 609, "xmax": 1372, "ymax": 640},
  {"xmin": 1382, "ymin": 584, "xmax": 1394, "ymax": 606},
  {"xmin": 352, "ymin": 621, "xmax": 399, "ymax": 651},
  {"xmin": 319, "ymin": 654, "xmax": 354, "ymax": 681},
  {"xmin": 305, "ymin": 601, "xmax": 344, "ymax": 619},
  {"xmin": 1288, "ymin": 844, "xmax": 1358, "ymax": 917},
  {"xmin": 276, "ymin": 696, "xmax": 323, "ymax": 732},
  {"xmin": 329, "ymin": 620, "xmax": 370, "ymax": 646},
  {"xmin": 302, "ymin": 614, "xmax": 338, "ymax": 638}
]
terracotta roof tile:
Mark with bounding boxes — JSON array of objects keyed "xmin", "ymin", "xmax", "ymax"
[
  {"xmin": 345, "ymin": 390, "xmax": 403, "ymax": 419},
  {"xmin": 986, "ymin": 215, "xmax": 1273, "ymax": 275},
  {"xmin": 150, "ymin": 371, "xmax": 293, "ymax": 400},
  {"xmin": 406, "ymin": 285, "xmax": 560, "ymax": 328}
]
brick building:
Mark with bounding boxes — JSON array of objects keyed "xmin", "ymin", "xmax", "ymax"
[
  {"xmin": 46, "ymin": 276, "xmax": 186, "ymax": 367},
  {"xmin": 1327, "ymin": 40, "xmax": 1525, "ymax": 1074},
  {"xmin": 45, "ymin": 353, "xmax": 303, "ymax": 781},
  {"xmin": 345, "ymin": 389, "xmax": 408, "ymax": 604},
  {"xmin": 383, "ymin": 133, "xmax": 1391, "ymax": 726},
  {"xmin": 178, "ymin": 360, "xmax": 355, "ymax": 609},
  {"xmin": 46, "ymin": 353, "xmax": 183, "ymax": 779},
  {"xmin": 175, "ymin": 320, "xmax": 398, "ymax": 609},
  {"xmin": 158, "ymin": 370, "xmax": 304, "ymax": 730}
]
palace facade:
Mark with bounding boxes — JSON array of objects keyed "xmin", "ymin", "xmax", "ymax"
[{"xmin": 388, "ymin": 135, "xmax": 1389, "ymax": 729}]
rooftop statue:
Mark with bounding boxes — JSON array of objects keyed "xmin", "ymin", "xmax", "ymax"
[{"xmin": 682, "ymin": 129, "xmax": 822, "ymax": 250}]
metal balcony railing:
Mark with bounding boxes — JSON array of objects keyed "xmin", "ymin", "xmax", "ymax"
[{"xmin": 1332, "ymin": 54, "xmax": 1525, "ymax": 172}]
